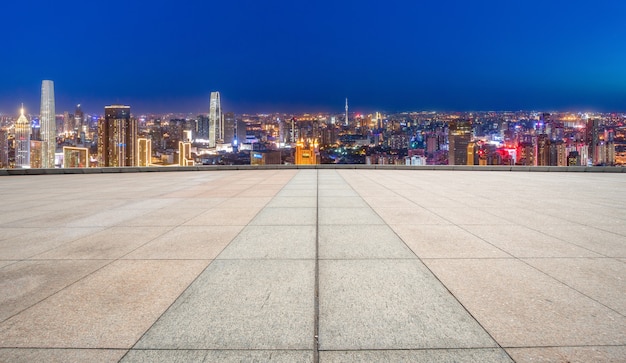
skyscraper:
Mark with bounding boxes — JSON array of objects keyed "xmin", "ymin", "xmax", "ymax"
[
  {"xmin": 223, "ymin": 112, "xmax": 235, "ymax": 144},
  {"xmin": 40, "ymin": 80, "xmax": 55, "ymax": 168},
  {"xmin": 0, "ymin": 128, "xmax": 8, "ymax": 168},
  {"xmin": 209, "ymin": 91, "xmax": 222, "ymax": 148},
  {"xmin": 345, "ymin": 98, "xmax": 349, "ymax": 126},
  {"xmin": 448, "ymin": 119, "xmax": 472, "ymax": 165},
  {"xmin": 98, "ymin": 105, "xmax": 137, "ymax": 167},
  {"xmin": 15, "ymin": 106, "xmax": 31, "ymax": 168}
]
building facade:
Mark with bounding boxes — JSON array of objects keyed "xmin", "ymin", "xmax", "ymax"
[
  {"xmin": 40, "ymin": 80, "xmax": 56, "ymax": 168},
  {"xmin": 209, "ymin": 91, "xmax": 222, "ymax": 148},
  {"xmin": 15, "ymin": 107, "xmax": 31, "ymax": 168},
  {"xmin": 98, "ymin": 105, "xmax": 137, "ymax": 167}
]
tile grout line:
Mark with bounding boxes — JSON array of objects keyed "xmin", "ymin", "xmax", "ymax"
[{"xmin": 313, "ymin": 169, "xmax": 320, "ymax": 363}]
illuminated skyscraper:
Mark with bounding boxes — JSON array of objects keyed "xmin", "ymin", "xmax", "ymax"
[
  {"xmin": 0, "ymin": 128, "xmax": 8, "ymax": 168},
  {"xmin": 448, "ymin": 120, "xmax": 472, "ymax": 165},
  {"xmin": 15, "ymin": 106, "xmax": 31, "ymax": 168},
  {"xmin": 40, "ymin": 80, "xmax": 56, "ymax": 168},
  {"xmin": 75, "ymin": 104, "xmax": 84, "ymax": 134},
  {"xmin": 223, "ymin": 112, "xmax": 235, "ymax": 144},
  {"xmin": 345, "ymin": 98, "xmax": 349, "ymax": 126},
  {"xmin": 98, "ymin": 105, "xmax": 137, "ymax": 167},
  {"xmin": 209, "ymin": 91, "xmax": 222, "ymax": 147},
  {"xmin": 137, "ymin": 138, "xmax": 152, "ymax": 166}
]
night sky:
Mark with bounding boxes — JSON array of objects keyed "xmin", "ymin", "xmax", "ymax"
[{"xmin": 2, "ymin": 0, "xmax": 625, "ymax": 114}]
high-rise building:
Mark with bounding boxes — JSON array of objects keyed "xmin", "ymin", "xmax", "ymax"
[
  {"xmin": 30, "ymin": 140, "xmax": 43, "ymax": 168},
  {"xmin": 448, "ymin": 120, "xmax": 472, "ymax": 165},
  {"xmin": 0, "ymin": 128, "xmax": 8, "ymax": 168},
  {"xmin": 98, "ymin": 105, "xmax": 137, "ymax": 167},
  {"xmin": 15, "ymin": 106, "xmax": 31, "ymax": 168},
  {"xmin": 195, "ymin": 115, "xmax": 209, "ymax": 143},
  {"xmin": 137, "ymin": 138, "xmax": 152, "ymax": 166},
  {"xmin": 75, "ymin": 104, "xmax": 84, "ymax": 134},
  {"xmin": 345, "ymin": 98, "xmax": 349, "ymax": 126},
  {"xmin": 223, "ymin": 112, "xmax": 235, "ymax": 144},
  {"xmin": 209, "ymin": 92, "xmax": 222, "ymax": 147},
  {"xmin": 40, "ymin": 80, "xmax": 56, "ymax": 168}
]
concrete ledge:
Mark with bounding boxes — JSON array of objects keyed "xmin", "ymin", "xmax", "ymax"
[{"xmin": 1, "ymin": 164, "xmax": 624, "ymax": 176}]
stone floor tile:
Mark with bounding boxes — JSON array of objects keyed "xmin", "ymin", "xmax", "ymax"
[
  {"xmin": 0, "ymin": 260, "xmax": 207, "ymax": 348},
  {"xmin": 319, "ymin": 259, "xmax": 497, "ymax": 350},
  {"xmin": 523, "ymin": 257, "xmax": 626, "ymax": 315},
  {"xmin": 124, "ymin": 225, "xmax": 242, "ymax": 260},
  {"xmin": 424, "ymin": 258, "xmax": 626, "ymax": 347},
  {"xmin": 32, "ymin": 227, "xmax": 172, "ymax": 260},
  {"xmin": 183, "ymin": 208, "xmax": 261, "ymax": 226},
  {"xmin": 217, "ymin": 225, "xmax": 316, "ymax": 259},
  {"xmin": 318, "ymin": 207, "xmax": 385, "ymax": 225},
  {"xmin": 0, "ymin": 348, "xmax": 126, "ymax": 363},
  {"xmin": 250, "ymin": 207, "xmax": 317, "ymax": 226},
  {"xmin": 319, "ymin": 348, "xmax": 513, "ymax": 363},
  {"xmin": 319, "ymin": 225, "xmax": 414, "ymax": 259},
  {"xmin": 390, "ymin": 224, "xmax": 511, "ymax": 258},
  {"xmin": 122, "ymin": 349, "xmax": 313, "ymax": 363},
  {"xmin": 506, "ymin": 346, "xmax": 626, "ymax": 363},
  {"xmin": 134, "ymin": 260, "xmax": 315, "ymax": 350},
  {"xmin": 0, "ymin": 260, "xmax": 109, "ymax": 321}
]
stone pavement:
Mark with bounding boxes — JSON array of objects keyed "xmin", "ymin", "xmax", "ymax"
[{"xmin": 0, "ymin": 169, "xmax": 624, "ymax": 362}]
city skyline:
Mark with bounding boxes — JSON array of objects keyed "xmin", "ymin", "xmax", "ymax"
[{"xmin": 1, "ymin": 1, "xmax": 625, "ymax": 114}]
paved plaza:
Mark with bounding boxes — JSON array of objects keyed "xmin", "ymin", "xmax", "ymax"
[{"xmin": 0, "ymin": 168, "xmax": 625, "ymax": 362}]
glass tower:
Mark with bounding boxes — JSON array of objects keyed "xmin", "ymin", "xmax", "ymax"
[
  {"xmin": 40, "ymin": 80, "xmax": 56, "ymax": 168},
  {"xmin": 15, "ymin": 106, "xmax": 31, "ymax": 168},
  {"xmin": 209, "ymin": 91, "xmax": 222, "ymax": 148}
]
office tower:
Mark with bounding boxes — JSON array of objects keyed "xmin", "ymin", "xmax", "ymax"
[
  {"xmin": 345, "ymin": 98, "xmax": 349, "ymax": 126},
  {"xmin": 137, "ymin": 138, "xmax": 152, "ymax": 166},
  {"xmin": 75, "ymin": 104, "xmax": 84, "ymax": 134},
  {"xmin": 63, "ymin": 146, "xmax": 89, "ymax": 168},
  {"xmin": 30, "ymin": 140, "xmax": 43, "ymax": 168},
  {"xmin": 223, "ymin": 112, "xmax": 235, "ymax": 144},
  {"xmin": 63, "ymin": 111, "xmax": 75, "ymax": 134},
  {"xmin": 236, "ymin": 119, "xmax": 246, "ymax": 145},
  {"xmin": 448, "ymin": 120, "xmax": 472, "ymax": 165},
  {"xmin": 209, "ymin": 91, "xmax": 222, "ymax": 147},
  {"xmin": 195, "ymin": 115, "xmax": 209, "ymax": 143},
  {"xmin": 40, "ymin": 80, "xmax": 56, "ymax": 168},
  {"xmin": 0, "ymin": 128, "xmax": 8, "ymax": 168},
  {"xmin": 15, "ymin": 106, "xmax": 31, "ymax": 168},
  {"xmin": 98, "ymin": 105, "xmax": 137, "ymax": 167}
]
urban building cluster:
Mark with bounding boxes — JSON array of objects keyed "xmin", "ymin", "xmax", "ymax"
[{"xmin": 1, "ymin": 82, "xmax": 625, "ymax": 168}]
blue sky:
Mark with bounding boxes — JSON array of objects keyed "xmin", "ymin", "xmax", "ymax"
[{"xmin": 1, "ymin": 0, "xmax": 625, "ymax": 114}]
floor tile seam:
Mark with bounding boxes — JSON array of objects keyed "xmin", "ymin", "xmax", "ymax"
[
  {"xmin": 335, "ymin": 169, "xmax": 515, "ymax": 362},
  {"xmin": 118, "ymin": 169, "xmax": 303, "ymax": 362},
  {"xmin": 317, "ymin": 347, "xmax": 510, "ymax": 352},
  {"xmin": 314, "ymin": 169, "xmax": 320, "ymax": 363},
  {"xmin": 515, "ymin": 258, "xmax": 626, "ymax": 318},
  {"xmin": 501, "ymin": 343, "xmax": 626, "ymax": 349},
  {"xmin": 0, "ymin": 222, "xmax": 184, "ymax": 325}
]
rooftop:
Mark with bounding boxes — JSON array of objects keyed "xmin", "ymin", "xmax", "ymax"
[{"xmin": 0, "ymin": 168, "xmax": 625, "ymax": 362}]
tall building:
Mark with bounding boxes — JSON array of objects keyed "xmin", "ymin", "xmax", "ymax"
[
  {"xmin": 448, "ymin": 120, "xmax": 472, "ymax": 165},
  {"xmin": 223, "ymin": 112, "xmax": 235, "ymax": 144},
  {"xmin": 40, "ymin": 80, "xmax": 56, "ymax": 168},
  {"xmin": 75, "ymin": 104, "xmax": 84, "ymax": 134},
  {"xmin": 98, "ymin": 105, "xmax": 137, "ymax": 167},
  {"xmin": 209, "ymin": 92, "xmax": 222, "ymax": 147},
  {"xmin": 30, "ymin": 140, "xmax": 43, "ymax": 168},
  {"xmin": 0, "ymin": 128, "xmax": 8, "ymax": 168},
  {"xmin": 345, "ymin": 98, "xmax": 349, "ymax": 126},
  {"xmin": 15, "ymin": 106, "xmax": 31, "ymax": 168},
  {"xmin": 137, "ymin": 138, "xmax": 152, "ymax": 166},
  {"xmin": 195, "ymin": 115, "xmax": 209, "ymax": 143}
]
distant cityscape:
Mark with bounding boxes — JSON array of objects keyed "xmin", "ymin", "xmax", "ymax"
[{"xmin": 1, "ymin": 80, "xmax": 625, "ymax": 169}]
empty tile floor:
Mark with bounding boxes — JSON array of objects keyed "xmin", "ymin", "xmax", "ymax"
[{"xmin": 0, "ymin": 169, "xmax": 625, "ymax": 362}]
